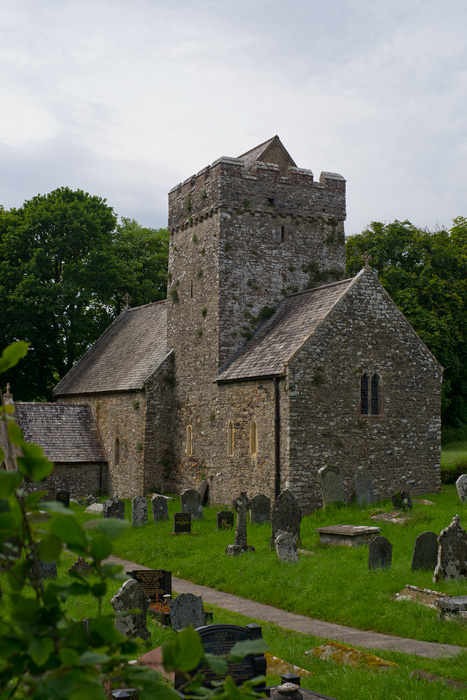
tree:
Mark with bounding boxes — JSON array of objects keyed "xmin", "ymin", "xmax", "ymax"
[
  {"xmin": 346, "ymin": 219, "xmax": 467, "ymax": 428},
  {"xmin": 0, "ymin": 189, "xmax": 169, "ymax": 401}
]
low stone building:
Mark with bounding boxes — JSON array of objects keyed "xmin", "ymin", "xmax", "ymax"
[{"xmin": 1, "ymin": 136, "xmax": 443, "ymax": 510}]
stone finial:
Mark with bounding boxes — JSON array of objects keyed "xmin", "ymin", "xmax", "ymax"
[
  {"xmin": 361, "ymin": 252, "xmax": 372, "ymax": 268},
  {"xmin": 122, "ymin": 292, "xmax": 132, "ymax": 309},
  {"xmin": 3, "ymin": 384, "xmax": 13, "ymax": 405}
]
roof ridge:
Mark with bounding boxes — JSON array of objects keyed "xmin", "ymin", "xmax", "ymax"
[{"xmin": 238, "ymin": 136, "xmax": 278, "ymax": 159}]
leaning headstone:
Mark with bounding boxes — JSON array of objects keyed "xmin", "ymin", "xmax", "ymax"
[
  {"xmin": 56, "ymin": 491, "xmax": 70, "ymax": 508},
  {"xmin": 411, "ymin": 531, "xmax": 438, "ymax": 571},
  {"xmin": 275, "ymin": 532, "xmax": 299, "ymax": 563},
  {"xmin": 131, "ymin": 495, "xmax": 147, "ymax": 527},
  {"xmin": 181, "ymin": 488, "xmax": 203, "ymax": 519},
  {"xmin": 169, "ymin": 592, "xmax": 206, "ymax": 631},
  {"xmin": 270, "ymin": 489, "xmax": 302, "ymax": 548},
  {"xmin": 353, "ymin": 466, "xmax": 375, "ymax": 506},
  {"xmin": 151, "ymin": 494, "xmax": 169, "ymax": 522},
  {"xmin": 456, "ymin": 475, "xmax": 467, "ymax": 504},
  {"xmin": 174, "ymin": 623, "xmax": 266, "ymax": 691},
  {"xmin": 103, "ymin": 497, "xmax": 125, "ymax": 520},
  {"xmin": 318, "ymin": 465, "xmax": 345, "ymax": 506},
  {"xmin": 369, "ymin": 536, "xmax": 392, "ymax": 569},
  {"xmin": 198, "ymin": 479, "xmax": 209, "ymax": 505},
  {"xmin": 391, "ymin": 491, "xmax": 412, "ymax": 511},
  {"xmin": 217, "ymin": 510, "xmax": 234, "ymax": 530},
  {"xmin": 433, "ymin": 514, "xmax": 467, "ymax": 582},
  {"xmin": 110, "ymin": 578, "xmax": 150, "ymax": 640},
  {"xmin": 250, "ymin": 494, "xmax": 271, "ymax": 524},
  {"xmin": 226, "ymin": 492, "xmax": 255, "ymax": 556},
  {"xmin": 173, "ymin": 512, "xmax": 192, "ymax": 534}
]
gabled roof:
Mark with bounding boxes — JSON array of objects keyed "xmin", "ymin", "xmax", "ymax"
[
  {"xmin": 54, "ymin": 301, "xmax": 168, "ymax": 396},
  {"xmin": 238, "ymin": 135, "xmax": 297, "ymax": 173},
  {"xmin": 14, "ymin": 403, "xmax": 106, "ymax": 463},
  {"xmin": 218, "ymin": 277, "xmax": 355, "ymax": 382}
]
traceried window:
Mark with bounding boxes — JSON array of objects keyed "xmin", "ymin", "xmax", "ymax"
[
  {"xmin": 114, "ymin": 437, "xmax": 120, "ymax": 465},
  {"xmin": 228, "ymin": 421, "xmax": 234, "ymax": 457},
  {"xmin": 186, "ymin": 425, "xmax": 193, "ymax": 457},
  {"xmin": 360, "ymin": 372, "xmax": 381, "ymax": 416},
  {"xmin": 249, "ymin": 421, "xmax": 257, "ymax": 457}
]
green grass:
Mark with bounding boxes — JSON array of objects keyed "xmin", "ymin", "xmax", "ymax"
[{"xmin": 441, "ymin": 440, "xmax": 467, "ymax": 468}]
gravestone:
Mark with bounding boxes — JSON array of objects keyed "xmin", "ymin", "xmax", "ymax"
[
  {"xmin": 318, "ymin": 465, "xmax": 345, "ymax": 506},
  {"xmin": 68, "ymin": 556, "xmax": 93, "ymax": 576},
  {"xmin": 85, "ymin": 502, "xmax": 104, "ymax": 514},
  {"xmin": 151, "ymin": 494, "xmax": 169, "ymax": 522},
  {"xmin": 456, "ymin": 475, "xmax": 467, "ymax": 504},
  {"xmin": 169, "ymin": 592, "xmax": 206, "ymax": 631},
  {"xmin": 30, "ymin": 560, "xmax": 57, "ymax": 581},
  {"xmin": 226, "ymin": 492, "xmax": 255, "ymax": 555},
  {"xmin": 250, "ymin": 494, "xmax": 271, "ymax": 524},
  {"xmin": 353, "ymin": 466, "xmax": 375, "ymax": 506},
  {"xmin": 56, "ymin": 491, "xmax": 70, "ymax": 508},
  {"xmin": 181, "ymin": 488, "xmax": 203, "ymax": 519},
  {"xmin": 131, "ymin": 495, "xmax": 147, "ymax": 527},
  {"xmin": 368, "ymin": 536, "xmax": 392, "ymax": 569},
  {"xmin": 85, "ymin": 494, "xmax": 98, "ymax": 506},
  {"xmin": 433, "ymin": 514, "xmax": 467, "ymax": 582},
  {"xmin": 217, "ymin": 510, "xmax": 234, "ymax": 530},
  {"xmin": 411, "ymin": 531, "xmax": 438, "ymax": 571},
  {"xmin": 391, "ymin": 491, "xmax": 412, "ymax": 511},
  {"xmin": 275, "ymin": 532, "xmax": 299, "ymax": 563},
  {"xmin": 175, "ymin": 623, "xmax": 266, "ymax": 690},
  {"xmin": 130, "ymin": 568, "xmax": 172, "ymax": 604},
  {"xmin": 315, "ymin": 524, "xmax": 380, "ymax": 547},
  {"xmin": 103, "ymin": 497, "xmax": 125, "ymax": 520},
  {"xmin": 110, "ymin": 578, "xmax": 150, "ymax": 640},
  {"xmin": 174, "ymin": 512, "xmax": 192, "ymax": 534},
  {"xmin": 198, "ymin": 479, "xmax": 209, "ymax": 505},
  {"xmin": 435, "ymin": 595, "xmax": 467, "ymax": 622},
  {"xmin": 270, "ymin": 489, "xmax": 302, "ymax": 549}
]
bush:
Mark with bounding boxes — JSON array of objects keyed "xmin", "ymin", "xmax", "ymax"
[{"xmin": 441, "ymin": 457, "xmax": 467, "ymax": 484}]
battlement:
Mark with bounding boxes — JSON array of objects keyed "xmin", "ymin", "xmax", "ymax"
[{"xmin": 168, "ymin": 150, "xmax": 346, "ymax": 232}]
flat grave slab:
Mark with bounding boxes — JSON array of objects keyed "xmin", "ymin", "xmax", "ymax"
[
  {"xmin": 392, "ymin": 585, "xmax": 451, "ymax": 609},
  {"xmin": 315, "ymin": 524, "xmax": 380, "ymax": 547},
  {"xmin": 435, "ymin": 595, "xmax": 467, "ymax": 621}
]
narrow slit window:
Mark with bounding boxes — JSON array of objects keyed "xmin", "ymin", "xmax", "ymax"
[
  {"xmin": 186, "ymin": 425, "xmax": 193, "ymax": 456},
  {"xmin": 250, "ymin": 421, "xmax": 257, "ymax": 457},
  {"xmin": 114, "ymin": 437, "xmax": 120, "ymax": 465},
  {"xmin": 360, "ymin": 374, "xmax": 369, "ymax": 415},
  {"xmin": 371, "ymin": 374, "xmax": 379, "ymax": 415},
  {"xmin": 190, "ymin": 280, "xmax": 193, "ymax": 298},
  {"xmin": 281, "ymin": 226, "xmax": 285, "ymax": 242},
  {"xmin": 228, "ymin": 421, "xmax": 234, "ymax": 457}
]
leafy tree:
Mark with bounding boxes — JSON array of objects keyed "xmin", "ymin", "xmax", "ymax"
[
  {"xmin": 0, "ymin": 342, "xmax": 266, "ymax": 699},
  {"xmin": 346, "ymin": 219, "xmax": 467, "ymax": 427},
  {"xmin": 0, "ymin": 189, "xmax": 169, "ymax": 401}
]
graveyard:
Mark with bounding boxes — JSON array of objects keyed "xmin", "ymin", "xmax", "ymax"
[{"xmin": 2, "ymin": 482, "xmax": 464, "ymax": 698}]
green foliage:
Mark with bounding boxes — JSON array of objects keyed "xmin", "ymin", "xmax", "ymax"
[
  {"xmin": 0, "ymin": 192, "xmax": 169, "ymax": 401},
  {"xmin": 346, "ymin": 219, "xmax": 467, "ymax": 427},
  {"xmin": 302, "ymin": 261, "xmax": 342, "ymax": 289}
]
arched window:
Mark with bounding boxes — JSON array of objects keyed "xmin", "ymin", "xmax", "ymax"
[
  {"xmin": 186, "ymin": 425, "xmax": 193, "ymax": 456},
  {"xmin": 360, "ymin": 374, "xmax": 369, "ymax": 415},
  {"xmin": 250, "ymin": 421, "xmax": 257, "ymax": 457},
  {"xmin": 371, "ymin": 373, "xmax": 380, "ymax": 415},
  {"xmin": 114, "ymin": 437, "xmax": 120, "ymax": 466},
  {"xmin": 228, "ymin": 421, "xmax": 234, "ymax": 457}
]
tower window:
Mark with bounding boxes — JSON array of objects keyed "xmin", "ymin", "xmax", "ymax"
[
  {"xmin": 268, "ymin": 197, "xmax": 275, "ymax": 205},
  {"xmin": 228, "ymin": 421, "xmax": 234, "ymax": 457},
  {"xmin": 186, "ymin": 425, "xmax": 193, "ymax": 456},
  {"xmin": 250, "ymin": 420, "xmax": 257, "ymax": 457},
  {"xmin": 360, "ymin": 374, "xmax": 369, "ymax": 415},
  {"xmin": 114, "ymin": 437, "xmax": 120, "ymax": 465},
  {"xmin": 281, "ymin": 226, "xmax": 285, "ymax": 242},
  {"xmin": 371, "ymin": 374, "xmax": 380, "ymax": 415}
]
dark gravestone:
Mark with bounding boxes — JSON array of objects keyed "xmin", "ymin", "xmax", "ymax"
[
  {"xmin": 174, "ymin": 512, "xmax": 192, "ymax": 534},
  {"xmin": 130, "ymin": 568, "xmax": 172, "ymax": 604},
  {"xmin": 68, "ymin": 556, "xmax": 93, "ymax": 576},
  {"xmin": 411, "ymin": 531, "xmax": 438, "ymax": 571},
  {"xmin": 217, "ymin": 510, "xmax": 234, "ymax": 530},
  {"xmin": 270, "ymin": 489, "xmax": 302, "ymax": 549},
  {"xmin": 225, "ymin": 492, "xmax": 254, "ymax": 556},
  {"xmin": 369, "ymin": 536, "xmax": 392, "ymax": 569},
  {"xmin": 353, "ymin": 466, "xmax": 375, "ymax": 506},
  {"xmin": 318, "ymin": 465, "xmax": 345, "ymax": 506},
  {"xmin": 433, "ymin": 514, "xmax": 467, "ymax": 582},
  {"xmin": 56, "ymin": 491, "xmax": 70, "ymax": 508},
  {"xmin": 250, "ymin": 494, "xmax": 271, "ymax": 524},
  {"xmin": 131, "ymin": 495, "xmax": 147, "ymax": 527},
  {"xmin": 175, "ymin": 623, "xmax": 266, "ymax": 690},
  {"xmin": 30, "ymin": 560, "xmax": 58, "ymax": 581},
  {"xmin": 181, "ymin": 488, "xmax": 203, "ymax": 519},
  {"xmin": 391, "ymin": 491, "xmax": 412, "ymax": 512},
  {"xmin": 103, "ymin": 497, "xmax": 125, "ymax": 520},
  {"xmin": 169, "ymin": 592, "xmax": 206, "ymax": 631},
  {"xmin": 151, "ymin": 494, "xmax": 169, "ymax": 522},
  {"xmin": 110, "ymin": 578, "xmax": 150, "ymax": 640},
  {"xmin": 198, "ymin": 479, "xmax": 209, "ymax": 505}
]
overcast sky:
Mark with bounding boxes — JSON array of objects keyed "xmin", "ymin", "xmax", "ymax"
[{"xmin": 1, "ymin": 0, "xmax": 466, "ymax": 236}]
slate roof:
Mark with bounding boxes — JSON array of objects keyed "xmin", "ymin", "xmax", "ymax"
[
  {"xmin": 238, "ymin": 135, "xmax": 297, "ymax": 172},
  {"xmin": 14, "ymin": 403, "xmax": 106, "ymax": 463},
  {"xmin": 218, "ymin": 277, "xmax": 355, "ymax": 382},
  {"xmin": 54, "ymin": 301, "xmax": 168, "ymax": 396}
]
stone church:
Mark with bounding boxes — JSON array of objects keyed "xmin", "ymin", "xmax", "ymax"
[{"xmin": 2, "ymin": 137, "xmax": 443, "ymax": 512}]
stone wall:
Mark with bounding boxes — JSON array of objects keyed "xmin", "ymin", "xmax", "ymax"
[
  {"xmin": 58, "ymin": 391, "xmax": 146, "ymax": 498},
  {"xmin": 21, "ymin": 462, "xmax": 108, "ymax": 499},
  {"xmin": 285, "ymin": 269, "xmax": 442, "ymax": 513},
  {"xmin": 143, "ymin": 352, "xmax": 175, "ymax": 493}
]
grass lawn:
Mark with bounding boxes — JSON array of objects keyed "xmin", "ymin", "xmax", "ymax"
[{"xmin": 441, "ymin": 440, "xmax": 467, "ymax": 468}]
